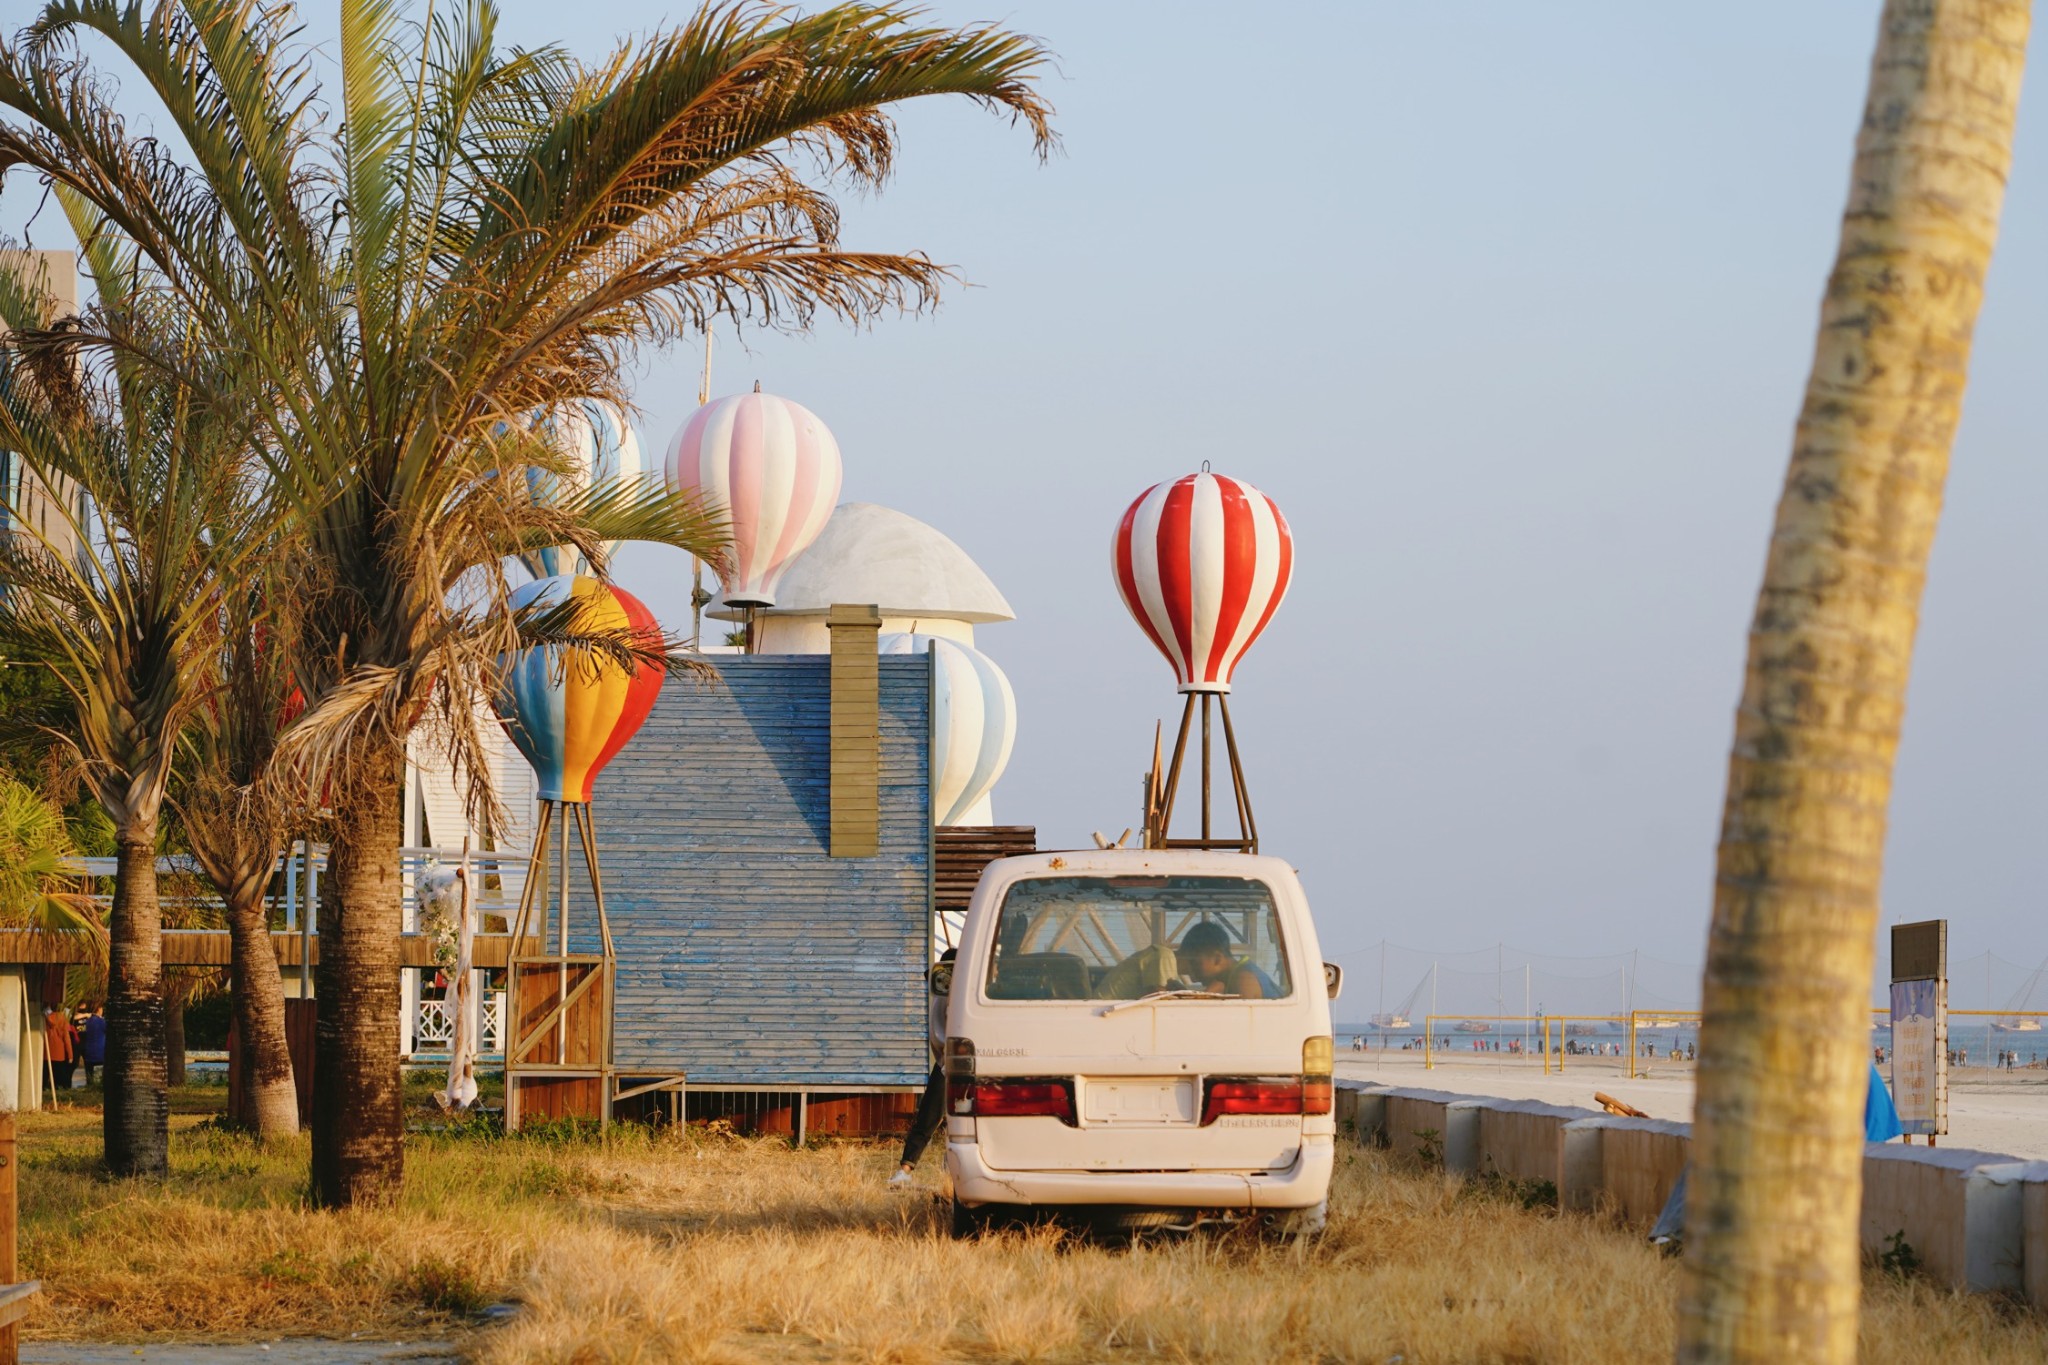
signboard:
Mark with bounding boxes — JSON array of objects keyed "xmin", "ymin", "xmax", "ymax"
[
  {"xmin": 1889, "ymin": 978, "xmax": 1946, "ymax": 1135},
  {"xmin": 1889, "ymin": 920, "xmax": 1947, "ymax": 1138}
]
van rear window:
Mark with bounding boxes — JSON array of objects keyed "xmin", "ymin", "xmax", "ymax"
[{"xmin": 983, "ymin": 876, "xmax": 1293, "ymax": 1002}]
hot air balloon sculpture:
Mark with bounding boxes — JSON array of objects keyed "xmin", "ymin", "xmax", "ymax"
[
  {"xmin": 879, "ymin": 634, "xmax": 1017, "ymax": 827},
  {"xmin": 1112, "ymin": 466, "xmax": 1293, "ymax": 853},
  {"xmin": 493, "ymin": 573, "xmax": 677, "ymax": 1129},
  {"xmin": 512, "ymin": 400, "xmax": 645, "ymax": 579},
  {"xmin": 662, "ymin": 383, "xmax": 842, "ymax": 649}
]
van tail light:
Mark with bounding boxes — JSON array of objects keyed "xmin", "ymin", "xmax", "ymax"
[
  {"xmin": 968, "ymin": 1079, "xmax": 1077, "ymax": 1124},
  {"xmin": 945, "ymin": 1037, "xmax": 976, "ymax": 1115},
  {"xmin": 1304, "ymin": 1035, "xmax": 1334, "ymax": 1116},
  {"xmin": 1200, "ymin": 1077, "xmax": 1307, "ymax": 1125}
]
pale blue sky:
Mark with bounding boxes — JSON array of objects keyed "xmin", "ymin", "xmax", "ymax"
[{"xmin": 8, "ymin": 3, "xmax": 2047, "ymax": 1006}]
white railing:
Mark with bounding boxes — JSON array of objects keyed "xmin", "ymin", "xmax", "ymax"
[
  {"xmin": 68, "ymin": 845, "xmax": 534, "ymax": 932},
  {"xmin": 411, "ymin": 985, "xmax": 505, "ymax": 1057}
]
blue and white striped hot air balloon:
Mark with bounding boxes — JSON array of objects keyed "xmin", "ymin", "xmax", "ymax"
[
  {"xmin": 515, "ymin": 399, "xmax": 645, "ymax": 578},
  {"xmin": 879, "ymin": 633, "xmax": 1016, "ymax": 827}
]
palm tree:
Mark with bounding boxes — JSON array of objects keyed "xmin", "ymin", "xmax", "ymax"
[
  {"xmin": 0, "ymin": 0, "xmax": 1053, "ymax": 1206},
  {"xmin": 0, "ymin": 770, "xmax": 102, "ymax": 950},
  {"xmin": 0, "ymin": 204, "xmax": 277, "ymax": 1176},
  {"xmin": 1679, "ymin": 2, "xmax": 2029, "ymax": 1359},
  {"xmin": 178, "ymin": 566, "xmax": 304, "ymax": 1141}
]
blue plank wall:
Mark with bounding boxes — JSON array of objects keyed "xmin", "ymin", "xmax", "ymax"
[{"xmin": 586, "ymin": 655, "xmax": 932, "ymax": 1087}]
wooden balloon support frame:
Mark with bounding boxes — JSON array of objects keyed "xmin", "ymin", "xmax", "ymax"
[
  {"xmin": 1142, "ymin": 689, "xmax": 1258, "ymax": 854},
  {"xmin": 504, "ymin": 798, "xmax": 685, "ymax": 1130}
]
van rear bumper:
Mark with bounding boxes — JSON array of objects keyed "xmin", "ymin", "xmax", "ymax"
[{"xmin": 947, "ymin": 1134, "xmax": 1333, "ymax": 1210}]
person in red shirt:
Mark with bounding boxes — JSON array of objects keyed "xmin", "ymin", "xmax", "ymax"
[{"xmin": 44, "ymin": 1006, "xmax": 78, "ymax": 1097}]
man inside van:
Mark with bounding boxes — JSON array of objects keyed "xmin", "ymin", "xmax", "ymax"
[{"xmin": 1176, "ymin": 922, "xmax": 1277, "ymax": 999}]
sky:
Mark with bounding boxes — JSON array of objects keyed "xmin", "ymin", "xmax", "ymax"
[{"xmin": 6, "ymin": 2, "xmax": 2047, "ymax": 1013}]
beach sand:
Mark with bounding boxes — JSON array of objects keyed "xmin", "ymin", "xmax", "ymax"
[{"xmin": 1336, "ymin": 1049, "xmax": 2048, "ymax": 1161}]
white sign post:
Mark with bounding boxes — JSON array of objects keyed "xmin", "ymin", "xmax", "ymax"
[{"xmin": 1889, "ymin": 921, "xmax": 1947, "ymax": 1143}]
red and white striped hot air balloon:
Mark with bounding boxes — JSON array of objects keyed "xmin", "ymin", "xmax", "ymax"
[
  {"xmin": 663, "ymin": 386, "xmax": 842, "ymax": 607},
  {"xmin": 1113, "ymin": 469, "xmax": 1293, "ymax": 694}
]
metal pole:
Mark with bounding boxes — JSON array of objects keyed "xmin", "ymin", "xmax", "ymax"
[
  {"xmin": 1155, "ymin": 695, "xmax": 1197, "ymax": 843},
  {"xmin": 301, "ymin": 844, "xmax": 316, "ymax": 998},
  {"xmin": 1199, "ymin": 693, "xmax": 1212, "ymax": 843},
  {"xmin": 691, "ymin": 330, "xmax": 713, "ymax": 647},
  {"xmin": 557, "ymin": 801, "xmax": 570, "ymax": 1065},
  {"xmin": 1215, "ymin": 695, "xmax": 1258, "ymax": 852},
  {"xmin": 284, "ymin": 840, "xmax": 298, "ymax": 934}
]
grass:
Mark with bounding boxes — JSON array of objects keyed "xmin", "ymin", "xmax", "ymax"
[{"xmin": 16, "ymin": 1088, "xmax": 2048, "ymax": 1363}]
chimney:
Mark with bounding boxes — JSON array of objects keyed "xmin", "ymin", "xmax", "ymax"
[{"xmin": 827, "ymin": 604, "xmax": 882, "ymax": 857}]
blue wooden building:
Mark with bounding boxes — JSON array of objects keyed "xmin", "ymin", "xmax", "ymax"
[{"xmin": 587, "ymin": 613, "xmax": 934, "ymax": 1093}]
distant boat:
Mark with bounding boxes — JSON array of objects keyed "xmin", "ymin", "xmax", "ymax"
[
  {"xmin": 1453, "ymin": 1020, "xmax": 1492, "ymax": 1034},
  {"xmin": 1993, "ymin": 1018, "xmax": 2043, "ymax": 1033},
  {"xmin": 1638, "ymin": 1015, "xmax": 1697, "ymax": 1029},
  {"xmin": 1369, "ymin": 1013, "xmax": 1412, "ymax": 1029},
  {"xmin": 1565, "ymin": 1023, "xmax": 1601, "ymax": 1037}
]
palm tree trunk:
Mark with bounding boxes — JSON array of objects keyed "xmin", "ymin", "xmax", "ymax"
[
  {"xmin": 162, "ymin": 976, "xmax": 187, "ymax": 1088},
  {"xmin": 227, "ymin": 889, "xmax": 299, "ymax": 1140},
  {"xmin": 1678, "ymin": 2, "xmax": 2029, "ymax": 1360},
  {"xmin": 104, "ymin": 824, "xmax": 168, "ymax": 1177},
  {"xmin": 311, "ymin": 738, "xmax": 405, "ymax": 1207}
]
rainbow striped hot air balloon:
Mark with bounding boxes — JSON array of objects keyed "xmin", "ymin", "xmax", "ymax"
[{"xmin": 496, "ymin": 575, "xmax": 664, "ymax": 802}]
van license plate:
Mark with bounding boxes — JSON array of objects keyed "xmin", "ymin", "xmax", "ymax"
[{"xmin": 1082, "ymin": 1079, "xmax": 1197, "ymax": 1125}]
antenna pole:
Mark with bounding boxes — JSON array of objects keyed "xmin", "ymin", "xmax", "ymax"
[{"xmin": 690, "ymin": 329, "xmax": 713, "ymax": 647}]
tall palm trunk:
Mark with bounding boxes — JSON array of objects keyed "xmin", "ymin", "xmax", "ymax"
[
  {"xmin": 161, "ymin": 973, "xmax": 187, "ymax": 1088},
  {"xmin": 311, "ymin": 738, "xmax": 406, "ymax": 1206},
  {"xmin": 105, "ymin": 826, "xmax": 168, "ymax": 1176},
  {"xmin": 226, "ymin": 888, "xmax": 298, "ymax": 1139},
  {"xmin": 1678, "ymin": 2, "xmax": 2029, "ymax": 1360}
]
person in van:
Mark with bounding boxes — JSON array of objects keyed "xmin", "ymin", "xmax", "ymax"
[{"xmin": 1176, "ymin": 922, "xmax": 1277, "ymax": 999}]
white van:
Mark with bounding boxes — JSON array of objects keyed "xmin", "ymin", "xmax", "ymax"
[{"xmin": 938, "ymin": 849, "xmax": 1339, "ymax": 1236}]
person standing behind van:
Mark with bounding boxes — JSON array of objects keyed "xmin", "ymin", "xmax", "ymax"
[
  {"xmin": 79, "ymin": 1002, "xmax": 107, "ymax": 1085},
  {"xmin": 890, "ymin": 949, "xmax": 957, "ymax": 1188},
  {"xmin": 1177, "ymin": 922, "xmax": 1277, "ymax": 999},
  {"xmin": 44, "ymin": 1006, "xmax": 78, "ymax": 1094}
]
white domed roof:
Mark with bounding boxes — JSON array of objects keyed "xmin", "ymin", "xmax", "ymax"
[{"xmin": 748, "ymin": 502, "xmax": 1014, "ymax": 623}]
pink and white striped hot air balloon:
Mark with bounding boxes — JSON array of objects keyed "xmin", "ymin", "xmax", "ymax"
[
  {"xmin": 662, "ymin": 386, "xmax": 842, "ymax": 608},
  {"xmin": 1112, "ymin": 469, "xmax": 1293, "ymax": 694}
]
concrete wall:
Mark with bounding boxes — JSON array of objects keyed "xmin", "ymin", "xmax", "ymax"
[
  {"xmin": 1859, "ymin": 1146, "xmax": 2031, "ymax": 1294},
  {"xmin": 1375, "ymin": 1087, "xmax": 1486, "ymax": 1173},
  {"xmin": 2022, "ymin": 1166, "xmax": 2048, "ymax": 1310},
  {"xmin": 1338, "ymin": 1079, "xmax": 2048, "ymax": 1305},
  {"xmin": 1559, "ymin": 1116, "xmax": 1690, "ymax": 1224},
  {"xmin": 1474, "ymin": 1099, "xmax": 1603, "ymax": 1190}
]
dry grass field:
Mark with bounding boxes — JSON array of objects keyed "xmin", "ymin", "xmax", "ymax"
[{"xmin": 16, "ymin": 1085, "xmax": 2048, "ymax": 1363}]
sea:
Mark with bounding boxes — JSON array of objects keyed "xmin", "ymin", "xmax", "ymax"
[{"xmin": 1332, "ymin": 1018, "xmax": 2048, "ymax": 1069}]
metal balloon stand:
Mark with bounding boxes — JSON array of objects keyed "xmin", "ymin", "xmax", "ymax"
[
  {"xmin": 1142, "ymin": 689, "xmax": 1258, "ymax": 854},
  {"xmin": 504, "ymin": 799, "xmax": 683, "ymax": 1129}
]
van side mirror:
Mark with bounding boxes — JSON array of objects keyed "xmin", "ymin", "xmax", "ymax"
[
  {"xmin": 929, "ymin": 961, "xmax": 955, "ymax": 997},
  {"xmin": 1323, "ymin": 962, "xmax": 1343, "ymax": 1000}
]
